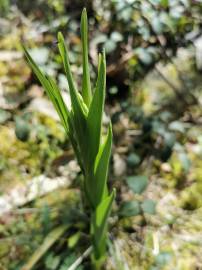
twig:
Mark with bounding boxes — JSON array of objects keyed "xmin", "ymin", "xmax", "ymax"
[
  {"xmin": 67, "ymin": 246, "xmax": 92, "ymax": 270},
  {"xmin": 154, "ymin": 65, "xmax": 184, "ymax": 99},
  {"xmin": 107, "ymin": 51, "xmax": 134, "ymax": 76}
]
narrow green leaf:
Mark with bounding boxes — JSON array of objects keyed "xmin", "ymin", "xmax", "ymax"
[
  {"xmin": 47, "ymin": 75, "xmax": 70, "ymax": 131},
  {"xmin": 77, "ymin": 92, "xmax": 89, "ymax": 116},
  {"xmin": 23, "ymin": 46, "xmax": 53, "ymax": 99},
  {"xmin": 21, "ymin": 225, "xmax": 69, "ymax": 270},
  {"xmin": 57, "ymin": 32, "xmax": 77, "ymax": 99},
  {"xmin": 92, "ymin": 124, "xmax": 112, "ymax": 207},
  {"xmin": 67, "ymin": 113, "xmax": 85, "ymax": 172},
  {"xmin": 57, "ymin": 32, "xmax": 86, "ymax": 118},
  {"xmin": 22, "ymin": 45, "xmax": 69, "ymax": 133},
  {"xmin": 81, "ymin": 8, "xmax": 92, "ymax": 107},
  {"xmin": 87, "ymin": 52, "xmax": 106, "ymax": 167},
  {"xmin": 91, "ymin": 189, "xmax": 115, "ymax": 258},
  {"xmin": 68, "ymin": 231, "xmax": 81, "ymax": 249},
  {"xmin": 57, "ymin": 32, "xmax": 89, "ymax": 163}
]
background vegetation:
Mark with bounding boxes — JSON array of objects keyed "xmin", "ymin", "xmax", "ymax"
[{"xmin": 0, "ymin": 0, "xmax": 202, "ymax": 269}]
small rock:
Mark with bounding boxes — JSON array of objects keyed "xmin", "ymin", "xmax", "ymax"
[
  {"xmin": 113, "ymin": 153, "xmax": 127, "ymax": 177},
  {"xmin": 28, "ymin": 97, "xmax": 59, "ymax": 120},
  {"xmin": 161, "ymin": 163, "xmax": 172, "ymax": 172},
  {"xmin": 194, "ymin": 35, "xmax": 202, "ymax": 70}
]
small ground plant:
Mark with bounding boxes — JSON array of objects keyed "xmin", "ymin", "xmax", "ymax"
[{"xmin": 23, "ymin": 8, "xmax": 115, "ymax": 269}]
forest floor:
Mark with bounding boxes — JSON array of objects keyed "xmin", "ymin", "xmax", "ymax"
[{"xmin": 0, "ymin": 11, "xmax": 202, "ymax": 270}]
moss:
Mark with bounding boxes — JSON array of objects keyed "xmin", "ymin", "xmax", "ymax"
[
  {"xmin": 0, "ymin": 33, "xmax": 22, "ymax": 50},
  {"xmin": 179, "ymin": 151, "xmax": 202, "ymax": 210},
  {"xmin": 1, "ymin": 59, "xmax": 30, "ymax": 93},
  {"xmin": 0, "ymin": 112, "xmax": 66, "ymax": 192},
  {"xmin": 180, "ymin": 183, "xmax": 202, "ymax": 210},
  {"xmin": 34, "ymin": 189, "xmax": 80, "ymax": 209},
  {"xmin": 36, "ymin": 112, "xmax": 65, "ymax": 142},
  {"xmin": 0, "ymin": 126, "xmax": 38, "ymax": 191},
  {"xmin": 0, "ymin": 61, "xmax": 9, "ymax": 76}
]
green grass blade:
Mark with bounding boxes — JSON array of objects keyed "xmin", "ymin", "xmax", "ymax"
[
  {"xmin": 21, "ymin": 225, "xmax": 69, "ymax": 270},
  {"xmin": 67, "ymin": 113, "xmax": 85, "ymax": 172},
  {"xmin": 87, "ymin": 52, "xmax": 106, "ymax": 166},
  {"xmin": 92, "ymin": 124, "xmax": 112, "ymax": 207},
  {"xmin": 81, "ymin": 8, "xmax": 92, "ymax": 107},
  {"xmin": 77, "ymin": 92, "xmax": 89, "ymax": 116},
  {"xmin": 57, "ymin": 32, "xmax": 86, "ymax": 117},
  {"xmin": 57, "ymin": 32, "xmax": 89, "ymax": 163},
  {"xmin": 22, "ymin": 45, "xmax": 69, "ymax": 132},
  {"xmin": 57, "ymin": 32, "xmax": 77, "ymax": 99},
  {"xmin": 91, "ymin": 189, "xmax": 116, "ymax": 259},
  {"xmin": 47, "ymin": 76, "xmax": 70, "ymax": 131}
]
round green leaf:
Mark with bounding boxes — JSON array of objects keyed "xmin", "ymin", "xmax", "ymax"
[
  {"xmin": 141, "ymin": 199, "xmax": 156, "ymax": 215},
  {"xmin": 126, "ymin": 175, "xmax": 148, "ymax": 194},
  {"xmin": 119, "ymin": 201, "xmax": 141, "ymax": 217},
  {"xmin": 15, "ymin": 117, "xmax": 30, "ymax": 142},
  {"xmin": 155, "ymin": 251, "xmax": 172, "ymax": 266},
  {"xmin": 127, "ymin": 153, "xmax": 141, "ymax": 167},
  {"xmin": 0, "ymin": 109, "xmax": 11, "ymax": 124}
]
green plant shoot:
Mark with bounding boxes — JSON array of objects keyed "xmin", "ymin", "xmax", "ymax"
[{"xmin": 23, "ymin": 8, "xmax": 115, "ymax": 269}]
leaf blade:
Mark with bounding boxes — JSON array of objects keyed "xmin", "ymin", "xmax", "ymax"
[
  {"xmin": 21, "ymin": 225, "xmax": 69, "ymax": 270},
  {"xmin": 87, "ymin": 52, "xmax": 106, "ymax": 167},
  {"xmin": 92, "ymin": 124, "xmax": 112, "ymax": 207},
  {"xmin": 22, "ymin": 45, "xmax": 69, "ymax": 133},
  {"xmin": 91, "ymin": 189, "xmax": 115, "ymax": 259},
  {"xmin": 81, "ymin": 8, "xmax": 92, "ymax": 107},
  {"xmin": 57, "ymin": 32, "xmax": 89, "ymax": 167},
  {"xmin": 57, "ymin": 32, "xmax": 86, "ymax": 118}
]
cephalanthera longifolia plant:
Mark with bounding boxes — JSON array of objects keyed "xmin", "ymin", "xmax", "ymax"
[{"xmin": 23, "ymin": 8, "xmax": 115, "ymax": 269}]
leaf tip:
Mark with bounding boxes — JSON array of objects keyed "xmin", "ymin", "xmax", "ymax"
[
  {"xmin": 82, "ymin": 7, "xmax": 87, "ymax": 16},
  {"xmin": 112, "ymin": 188, "xmax": 116, "ymax": 199},
  {"xmin": 57, "ymin": 31, "xmax": 64, "ymax": 43}
]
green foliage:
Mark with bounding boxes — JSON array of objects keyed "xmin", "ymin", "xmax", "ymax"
[
  {"xmin": 125, "ymin": 174, "xmax": 156, "ymax": 217},
  {"xmin": 0, "ymin": 109, "xmax": 11, "ymax": 124},
  {"xmin": 119, "ymin": 201, "xmax": 141, "ymax": 218},
  {"xmin": 68, "ymin": 232, "xmax": 81, "ymax": 249},
  {"xmin": 126, "ymin": 175, "xmax": 148, "ymax": 194},
  {"xmin": 91, "ymin": 189, "xmax": 115, "ymax": 260},
  {"xmin": 23, "ymin": 8, "xmax": 115, "ymax": 268},
  {"xmin": 150, "ymin": 252, "xmax": 173, "ymax": 270},
  {"xmin": 119, "ymin": 199, "xmax": 156, "ymax": 218},
  {"xmin": 58, "ymin": 253, "xmax": 82, "ymax": 270},
  {"xmin": 15, "ymin": 116, "xmax": 31, "ymax": 142},
  {"xmin": 45, "ymin": 253, "xmax": 61, "ymax": 270},
  {"xmin": 0, "ymin": 0, "xmax": 10, "ymax": 15},
  {"xmin": 81, "ymin": 8, "xmax": 92, "ymax": 107},
  {"xmin": 126, "ymin": 153, "xmax": 141, "ymax": 167},
  {"xmin": 21, "ymin": 225, "xmax": 69, "ymax": 270},
  {"xmin": 141, "ymin": 199, "xmax": 156, "ymax": 215}
]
